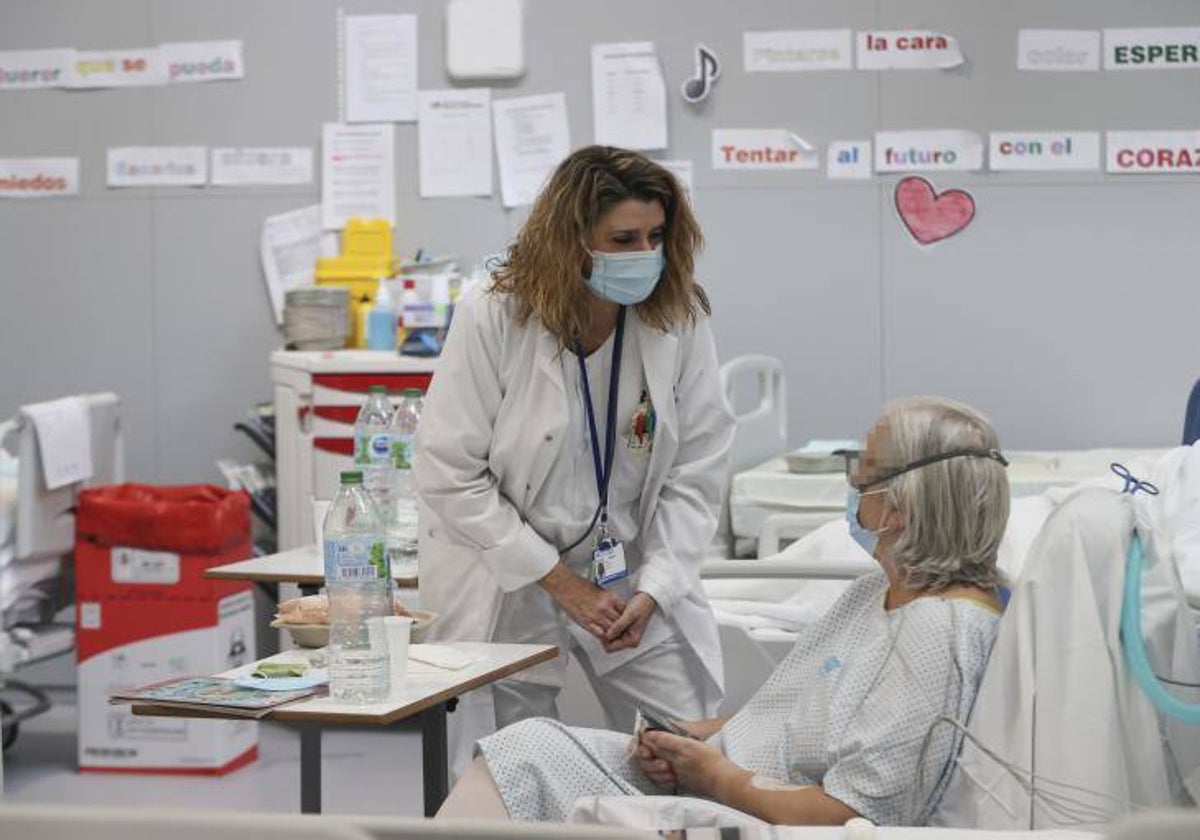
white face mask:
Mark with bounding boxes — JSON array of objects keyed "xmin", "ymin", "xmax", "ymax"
[{"xmin": 585, "ymin": 247, "xmax": 665, "ymax": 305}]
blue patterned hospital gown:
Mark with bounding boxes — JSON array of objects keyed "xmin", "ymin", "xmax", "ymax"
[{"xmin": 477, "ymin": 571, "xmax": 1000, "ymax": 825}]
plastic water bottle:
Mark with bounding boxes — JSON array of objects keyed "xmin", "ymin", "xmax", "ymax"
[
  {"xmin": 354, "ymin": 385, "xmax": 395, "ymax": 526},
  {"xmin": 388, "ymin": 388, "xmax": 423, "ymax": 578},
  {"xmin": 323, "ymin": 470, "xmax": 392, "ymax": 704}
]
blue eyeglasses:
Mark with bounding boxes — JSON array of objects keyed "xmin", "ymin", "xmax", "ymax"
[{"xmin": 834, "ymin": 447, "xmax": 1010, "ymax": 493}]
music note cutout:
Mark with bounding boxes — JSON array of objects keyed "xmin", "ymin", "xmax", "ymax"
[{"xmin": 682, "ymin": 43, "xmax": 721, "ymax": 104}]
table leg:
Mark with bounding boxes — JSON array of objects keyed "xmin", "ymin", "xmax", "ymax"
[
  {"xmin": 420, "ymin": 702, "xmax": 449, "ymax": 817},
  {"xmin": 299, "ymin": 723, "xmax": 322, "ymax": 814}
]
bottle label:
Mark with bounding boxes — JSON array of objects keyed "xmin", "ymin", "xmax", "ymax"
[
  {"xmin": 324, "ymin": 536, "xmax": 390, "ymax": 581},
  {"xmin": 391, "ymin": 434, "xmax": 414, "ymax": 470},
  {"xmin": 355, "ymin": 432, "xmax": 393, "ymax": 467}
]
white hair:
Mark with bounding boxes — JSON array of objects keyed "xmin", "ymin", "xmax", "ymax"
[{"xmin": 880, "ymin": 396, "xmax": 1009, "ymax": 591}]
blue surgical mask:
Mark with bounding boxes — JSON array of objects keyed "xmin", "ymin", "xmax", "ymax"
[
  {"xmin": 845, "ymin": 488, "xmax": 887, "ymax": 557},
  {"xmin": 586, "ymin": 247, "xmax": 664, "ymax": 305}
]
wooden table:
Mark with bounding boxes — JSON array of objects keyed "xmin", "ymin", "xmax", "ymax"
[
  {"xmin": 206, "ymin": 544, "xmax": 417, "ymax": 596},
  {"xmin": 131, "ymin": 643, "xmax": 558, "ymax": 817}
]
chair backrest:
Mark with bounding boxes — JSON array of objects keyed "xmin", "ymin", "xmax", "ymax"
[
  {"xmin": 5, "ymin": 393, "xmax": 124, "ymax": 563},
  {"xmin": 1183, "ymin": 378, "xmax": 1200, "ymax": 445},
  {"xmin": 718, "ymin": 355, "xmax": 787, "ymax": 475},
  {"xmin": 934, "ymin": 487, "xmax": 1200, "ymax": 830}
]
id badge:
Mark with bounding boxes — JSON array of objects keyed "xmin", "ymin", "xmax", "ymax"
[{"xmin": 592, "ymin": 537, "xmax": 628, "ymax": 587}]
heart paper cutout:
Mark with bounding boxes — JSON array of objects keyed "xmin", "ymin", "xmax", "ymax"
[{"xmin": 894, "ymin": 176, "xmax": 975, "ymax": 245}]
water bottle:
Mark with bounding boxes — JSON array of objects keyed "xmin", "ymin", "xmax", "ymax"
[
  {"xmin": 388, "ymin": 388, "xmax": 423, "ymax": 578},
  {"xmin": 323, "ymin": 470, "xmax": 392, "ymax": 704},
  {"xmin": 354, "ymin": 385, "xmax": 395, "ymax": 525}
]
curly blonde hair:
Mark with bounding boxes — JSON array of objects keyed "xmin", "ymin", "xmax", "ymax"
[{"xmin": 491, "ymin": 145, "xmax": 709, "ymax": 346}]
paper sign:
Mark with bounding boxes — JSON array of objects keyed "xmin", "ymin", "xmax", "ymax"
[
  {"xmin": 857, "ymin": 31, "xmax": 964, "ymax": 70},
  {"xmin": 0, "ymin": 158, "xmax": 80, "ymax": 198},
  {"xmin": 1106, "ymin": 131, "xmax": 1200, "ymax": 174},
  {"xmin": 492, "ymin": 93, "xmax": 571, "ymax": 208},
  {"xmin": 23, "ymin": 397, "xmax": 94, "ymax": 490},
  {"xmin": 344, "ymin": 14, "xmax": 418, "ymax": 123},
  {"xmin": 67, "ymin": 47, "xmax": 164, "ymax": 88},
  {"xmin": 260, "ymin": 205, "xmax": 327, "ymax": 325},
  {"xmin": 106, "ymin": 147, "xmax": 207, "ymax": 187},
  {"xmin": 1017, "ymin": 30, "xmax": 1100, "ymax": 72},
  {"xmin": 160, "ymin": 40, "xmax": 244, "ymax": 84},
  {"xmin": 743, "ymin": 30, "xmax": 852, "ymax": 72},
  {"xmin": 591, "ymin": 42, "xmax": 668, "ymax": 150},
  {"xmin": 0, "ymin": 49, "xmax": 72, "ymax": 89},
  {"xmin": 827, "ymin": 141, "xmax": 872, "ymax": 179},
  {"xmin": 417, "ymin": 88, "xmax": 493, "ymax": 198},
  {"xmin": 321, "ymin": 123, "xmax": 396, "ymax": 229},
  {"xmin": 989, "ymin": 132, "xmax": 1100, "ymax": 172},
  {"xmin": 712, "ymin": 130, "xmax": 818, "ymax": 171},
  {"xmin": 656, "ymin": 159, "xmax": 694, "ymax": 203},
  {"xmin": 1105, "ymin": 28, "xmax": 1200, "ymax": 71},
  {"xmin": 211, "ymin": 148, "xmax": 313, "ymax": 186},
  {"xmin": 875, "ymin": 131, "xmax": 983, "ymax": 172}
]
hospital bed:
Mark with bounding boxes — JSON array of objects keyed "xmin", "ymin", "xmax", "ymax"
[
  {"xmin": 704, "ymin": 446, "xmax": 1200, "ymax": 716},
  {"xmin": 731, "ymin": 447, "xmax": 1171, "ymax": 556}
]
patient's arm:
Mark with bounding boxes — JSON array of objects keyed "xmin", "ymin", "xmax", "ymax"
[
  {"xmin": 714, "ymin": 770, "xmax": 858, "ymax": 826},
  {"xmin": 643, "ymin": 731, "xmax": 858, "ymax": 826}
]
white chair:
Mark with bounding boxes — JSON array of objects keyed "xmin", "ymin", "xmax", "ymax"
[
  {"xmin": 934, "ymin": 487, "xmax": 1200, "ymax": 830},
  {"xmin": 717, "ymin": 355, "xmax": 787, "ymax": 557}
]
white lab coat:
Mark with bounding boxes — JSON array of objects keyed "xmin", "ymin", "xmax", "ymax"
[
  {"xmin": 933, "ymin": 484, "xmax": 1200, "ymax": 829},
  {"xmin": 415, "ymin": 285, "xmax": 733, "ymax": 761}
]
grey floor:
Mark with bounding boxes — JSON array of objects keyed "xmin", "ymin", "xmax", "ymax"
[{"xmin": 3, "ymin": 682, "xmax": 426, "ymax": 815}]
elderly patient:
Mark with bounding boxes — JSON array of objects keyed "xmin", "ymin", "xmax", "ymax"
[{"xmin": 438, "ymin": 396, "xmax": 1010, "ymax": 826}]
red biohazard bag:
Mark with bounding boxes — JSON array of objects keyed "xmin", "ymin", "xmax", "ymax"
[{"xmin": 76, "ymin": 483, "xmax": 250, "ymax": 553}]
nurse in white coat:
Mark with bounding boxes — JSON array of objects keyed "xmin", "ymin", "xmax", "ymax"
[{"xmin": 415, "ymin": 146, "xmax": 733, "ymax": 764}]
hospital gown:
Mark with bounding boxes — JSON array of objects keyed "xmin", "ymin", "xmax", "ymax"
[{"xmin": 477, "ymin": 571, "xmax": 999, "ymax": 825}]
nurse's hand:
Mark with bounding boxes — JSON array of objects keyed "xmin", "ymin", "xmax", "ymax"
[
  {"xmin": 603, "ymin": 591, "xmax": 657, "ymax": 652},
  {"xmin": 538, "ymin": 562, "xmax": 625, "ymax": 640}
]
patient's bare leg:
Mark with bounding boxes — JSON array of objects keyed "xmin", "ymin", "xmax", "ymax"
[{"xmin": 435, "ymin": 756, "xmax": 510, "ymax": 820}]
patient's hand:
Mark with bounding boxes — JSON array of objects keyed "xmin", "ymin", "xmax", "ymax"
[
  {"xmin": 634, "ymin": 740, "xmax": 677, "ymax": 791},
  {"xmin": 642, "ymin": 731, "xmax": 736, "ymax": 799}
]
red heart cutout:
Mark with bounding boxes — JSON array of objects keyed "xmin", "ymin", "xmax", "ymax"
[{"xmin": 894, "ymin": 176, "xmax": 975, "ymax": 245}]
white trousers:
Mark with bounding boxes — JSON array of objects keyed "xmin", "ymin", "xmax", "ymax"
[{"xmin": 446, "ymin": 580, "xmax": 722, "ymax": 778}]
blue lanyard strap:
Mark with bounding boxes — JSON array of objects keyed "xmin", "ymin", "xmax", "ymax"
[{"xmin": 574, "ymin": 307, "xmax": 626, "ymax": 522}]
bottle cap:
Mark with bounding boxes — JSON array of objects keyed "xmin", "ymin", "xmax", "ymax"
[
  {"xmin": 340, "ymin": 471, "xmax": 364, "ymax": 485},
  {"xmin": 402, "ymin": 388, "xmax": 423, "ymax": 397},
  {"xmin": 368, "ymin": 385, "xmax": 387, "ymax": 394}
]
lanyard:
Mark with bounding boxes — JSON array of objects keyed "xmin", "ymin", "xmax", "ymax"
[{"xmin": 574, "ymin": 307, "xmax": 626, "ymax": 530}]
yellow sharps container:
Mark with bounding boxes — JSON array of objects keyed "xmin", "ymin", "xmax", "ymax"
[{"xmin": 315, "ymin": 218, "xmax": 400, "ymax": 348}]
